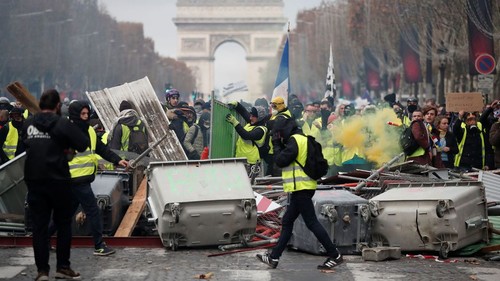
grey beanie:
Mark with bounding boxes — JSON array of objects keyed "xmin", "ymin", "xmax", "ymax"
[{"xmin": 251, "ymin": 106, "xmax": 267, "ymax": 122}]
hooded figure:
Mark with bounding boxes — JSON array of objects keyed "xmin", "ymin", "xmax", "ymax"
[
  {"xmin": 68, "ymin": 101, "xmax": 90, "ymax": 132},
  {"xmin": 108, "ymin": 107, "xmax": 148, "ymax": 154},
  {"xmin": 198, "ymin": 112, "xmax": 211, "ymax": 148}
]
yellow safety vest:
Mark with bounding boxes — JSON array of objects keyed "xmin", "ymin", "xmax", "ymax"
[
  {"xmin": 454, "ymin": 122, "xmax": 485, "ymax": 168},
  {"xmin": 235, "ymin": 124, "xmax": 266, "ymax": 164},
  {"xmin": 282, "ymin": 134, "xmax": 317, "ymax": 192},
  {"xmin": 3, "ymin": 122, "xmax": 18, "ymax": 159},
  {"xmin": 301, "ymin": 118, "xmax": 321, "ymax": 139},
  {"xmin": 69, "ymin": 126, "xmax": 98, "ymax": 178},
  {"xmin": 96, "ymin": 131, "xmax": 114, "ymax": 170}
]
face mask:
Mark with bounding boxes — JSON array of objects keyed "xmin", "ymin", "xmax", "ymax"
[
  {"xmin": 271, "ymin": 109, "xmax": 278, "ymax": 116},
  {"xmin": 407, "ymin": 104, "xmax": 417, "ymax": 113}
]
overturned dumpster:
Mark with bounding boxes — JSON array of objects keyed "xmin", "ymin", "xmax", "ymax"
[
  {"xmin": 147, "ymin": 158, "xmax": 257, "ymax": 250},
  {"xmin": 369, "ymin": 181, "xmax": 489, "ymax": 258},
  {"xmin": 0, "ymin": 152, "xmax": 27, "ymax": 232}
]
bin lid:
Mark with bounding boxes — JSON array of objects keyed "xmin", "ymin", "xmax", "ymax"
[{"xmin": 148, "ymin": 158, "xmax": 254, "ymax": 202}]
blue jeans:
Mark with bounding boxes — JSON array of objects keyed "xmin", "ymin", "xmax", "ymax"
[
  {"xmin": 27, "ymin": 180, "xmax": 73, "ymax": 272},
  {"xmin": 270, "ymin": 189, "xmax": 339, "ymax": 259},
  {"xmin": 70, "ymin": 182, "xmax": 104, "ymax": 249}
]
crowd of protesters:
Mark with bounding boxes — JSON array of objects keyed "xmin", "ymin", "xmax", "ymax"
[{"xmin": 3, "ymin": 87, "xmax": 500, "ymax": 279}]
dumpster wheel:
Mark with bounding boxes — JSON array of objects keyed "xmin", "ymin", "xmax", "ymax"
[
  {"xmin": 170, "ymin": 239, "xmax": 179, "ymax": 251},
  {"xmin": 439, "ymin": 242, "xmax": 450, "ymax": 259}
]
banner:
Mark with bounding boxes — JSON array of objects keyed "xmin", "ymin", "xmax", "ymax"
[
  {"xmin": 467, "ymin": 0, "xmax": 496, "ymax": 75},
  {"xmin": 400, "ymin": 28, "xmax": 423, "ymax": 83},
  {"xmin": 363, "ymin": 48, "xmax": 381, "ymax": 91},
  {"xmin": 272, "ymin": 36, "xmax": 290, "ymax": 105}
]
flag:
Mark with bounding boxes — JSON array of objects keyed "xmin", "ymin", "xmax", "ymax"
[
  {"xmin": 400, "ymin": 27, "xmax": 423, "ymax": 83},
  {"xmin": 272, "ymin": 36, "xmax": 290, "ymax": 105},
  {"xmin": 467, "ymin": 0, "xmax": 495, "ymax": 75},
  {"xmin": 324, "ymin": 43, "xmax": 336, "ymax": 100},
  {"xmin": 363, "ymin": 48, "xmax": 381, "ymax": 91}
]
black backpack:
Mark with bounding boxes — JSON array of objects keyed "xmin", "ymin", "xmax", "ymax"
[
  {"xmin": 399, "ymin": 121, "xmax": 420, "ymax": 155},
  {"xmin": 295, "ymin": 135, "xmax": 329, "ymax": 180},
  {"xmin": 127, "ymin": 121, "xmax": 148, "ymax": 154}
]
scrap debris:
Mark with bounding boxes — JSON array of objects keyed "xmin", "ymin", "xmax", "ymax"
[{"xmin": 194, "ymin": 272, "xmax": 214, "ymax": 279}]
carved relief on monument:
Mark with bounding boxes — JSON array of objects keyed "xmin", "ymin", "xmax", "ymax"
[
  {"xmin": 210, "ymin": 34, "xmax": 250, "ymax": 54},
  {"xmin": 254, "ymin": 38, "xmax": 278, "ymax": 52},
  {"xmin": 181, "ymin": 38, "xmax": 206, "ymax": 52}
]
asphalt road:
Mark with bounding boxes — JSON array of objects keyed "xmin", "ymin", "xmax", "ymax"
[{"xmin": 1, "ymin": 246, "xmax": 500, "ymax": 280}]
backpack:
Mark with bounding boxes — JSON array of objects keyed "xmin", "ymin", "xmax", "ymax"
[
  {"xmin": 399, "ymin": 121, "xmax": 420, "ymax": 155},
  {"xmin": 295, "ymin": 135, "xmax": 329, "ymax": 180},
  {"xmin": 127, "ymin": 120, "xmax": 148, "ymax": 154}
]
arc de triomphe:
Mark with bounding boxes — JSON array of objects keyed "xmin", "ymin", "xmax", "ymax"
[{"xmin": 174, "ymin": 0, "xmax": 287, "ymax": 101}]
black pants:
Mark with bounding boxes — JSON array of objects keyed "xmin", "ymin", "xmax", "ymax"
[
  {"xmin": 270, "ymin": 189, "xmax": 339, "ymax": 259},
  {"xmin": 70, "ymin": 182, "xmax": 104, "ymax": 249},
  {"xmin": 27, "ymin": 181, "xmax": 73, "ymax": 273}
]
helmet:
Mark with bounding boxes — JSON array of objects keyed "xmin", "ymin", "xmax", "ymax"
[
  {"xmin": 407, "ymin": 97, "xmax": 418, "ymax": 103},
  {"xmin": 165, "ymin": 88, "xmax": 180, "ymax": 100}
]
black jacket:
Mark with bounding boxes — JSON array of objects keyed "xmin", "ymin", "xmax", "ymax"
[{"xmin": 22, "ymin": 112, "xmax": 89, "ymax": 184}]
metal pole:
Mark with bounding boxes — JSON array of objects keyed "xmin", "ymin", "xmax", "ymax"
[
  {"xmin": 439, "ymin": 64, "xmax": 445, "ymax": 105},
  {"xmin": 354, "ymin": 152, "xmax": 405, "ymax": 192}
]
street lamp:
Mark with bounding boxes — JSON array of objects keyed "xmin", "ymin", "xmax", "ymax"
[{"xmin": 437, "ymin": 41, "xmax": 448, "ymax": 105}]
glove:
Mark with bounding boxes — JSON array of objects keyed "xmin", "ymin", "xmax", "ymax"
[
  {"xmin": 188, "ymin": 150, "xmax": 200, "ymax": 160},
  {"xmin": 271, "ymin": 131, "xmax": 282, "ymax": 147},
  {"xmin": 174, "ymin": 109, "xmax": 184, "ymax": 116},
  {"xmin": 225, "ymin": 114, "xmax": 239, "ymax": 126},
  {"xmin": 227, "ymin": 101, "xmax": 238, "ymax": 109}
]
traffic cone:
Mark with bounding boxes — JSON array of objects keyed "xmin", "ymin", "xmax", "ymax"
[{"xmin": 201, "ymin": 147, "xmax": 209, "ymax": 160}]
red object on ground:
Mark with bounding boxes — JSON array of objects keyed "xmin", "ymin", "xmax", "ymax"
[{"xmin": 200, "ymin": 147, "xmax": 209, "ymax": 159}]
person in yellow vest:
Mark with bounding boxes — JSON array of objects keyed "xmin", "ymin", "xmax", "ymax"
[
  {"xmin": 108, "ymin": 100, "xmax": 148, "ymax": 155},
  {"xmin": 63, "ymin": 101, "xmax": 128, "ymax": 256},
  {"xmin": 453, "ymin": 110, "xmax": 488, "ymax": 171},
  {"xmin": 89, "ymin": 118, "xmax": 114, "ymax": 170},
  {"xmin": 226, "ymin": 102, "xmax": 268, "ymax": 175},
  {"xmin": 256, "ymin": 117, "xmax": 343, "ymax": 270},
  {"xmin": 300, "ymin": 103, "xmax": 321, "ymax": 139},
  {"xmin": 0, "ymin": 107, "xmax": 26, "ymax": 164}
]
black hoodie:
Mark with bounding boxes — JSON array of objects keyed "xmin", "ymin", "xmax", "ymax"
[
  {"xmin": 22, "ymin": 112, "xmax": 89, "ymax": 183},
  {"xmin": 68, "ymin": 101, "xmax": 123, "ymax": 184}
]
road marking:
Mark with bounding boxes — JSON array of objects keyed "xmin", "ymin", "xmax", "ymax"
[
  {"xmin": 457, "ymin": 266, "xmax": 500, "ymax": 281},
  {"xmin": 94, "ymin": 269, "xmax": 149, "ymax": 279},
  {"xmin": 0, "ymin": 266, "xmax": 26, "ymax": 278},
  {"xmin": 221, "ymin": 269, "xmax": 271, "ymax": 280},
  {"xmin": 347, "ymin": 263, "xmax": 406, "ymax": 280}
]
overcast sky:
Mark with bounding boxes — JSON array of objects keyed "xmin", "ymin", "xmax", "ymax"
[{"xmin": 98, "ymin": 0, "xmax": 325, "ymax": 90}]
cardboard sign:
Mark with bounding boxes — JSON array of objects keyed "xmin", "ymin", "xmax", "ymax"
[{"xmin": 445, "ymin": 92, "xmax": 484, "ymax": 112}]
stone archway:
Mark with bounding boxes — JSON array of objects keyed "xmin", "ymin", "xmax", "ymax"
[{"xmin": 174, "ymin": 0, "xmax": 287, "ymax": 102}]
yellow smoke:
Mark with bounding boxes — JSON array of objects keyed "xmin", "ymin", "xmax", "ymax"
[{"xmin": 331, "ymin": 108, "xmax": 402, "ymax": 167}]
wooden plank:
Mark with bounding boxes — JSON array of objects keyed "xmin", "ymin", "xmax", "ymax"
[{"xmin": 114, "ymin": 177, "xmax": 147, "ymax": 237}]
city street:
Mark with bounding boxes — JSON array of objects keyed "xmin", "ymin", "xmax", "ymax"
[{"xmin": 1, "ymin": 246, "xmax": 500, "ymax": 280}]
